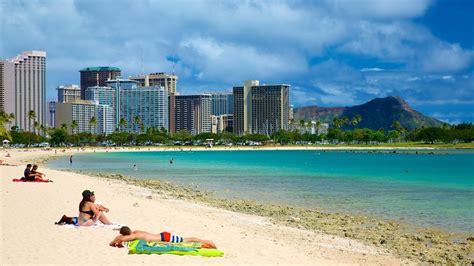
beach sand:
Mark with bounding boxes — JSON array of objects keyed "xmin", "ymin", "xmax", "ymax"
[{"xmin": 0, "ymin": 147, "xmax": 415, "ymax": 265}]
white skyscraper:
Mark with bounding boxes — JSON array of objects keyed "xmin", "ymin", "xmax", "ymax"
[{"xmin": 0, "ymin": 51, "xmax": 47, "ymax": 132}]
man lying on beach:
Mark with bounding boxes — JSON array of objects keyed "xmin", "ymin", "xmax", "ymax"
[{"xmin": 110, "ymin": 226, "xmax": 217, "ymax": 249}]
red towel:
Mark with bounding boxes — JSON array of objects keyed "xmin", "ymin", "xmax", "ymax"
[{"xmin": 12, "ymin": 178, "xmax": 51, "ymax": 183}]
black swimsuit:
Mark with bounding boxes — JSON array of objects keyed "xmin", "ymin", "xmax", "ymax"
[{"xmin": 80, "ymin": 210, "xmax": 94, "ymax": 216}]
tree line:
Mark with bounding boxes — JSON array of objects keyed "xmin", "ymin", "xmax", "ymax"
[{"xmin": 1, "ymin": 111, "xmax": 473, "ymax": 146}]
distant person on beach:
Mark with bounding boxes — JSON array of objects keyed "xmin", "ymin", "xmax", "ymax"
[
  {"xmin": 133, "ymin": 164, "xmax": 138, "ymax": 170},
  {"xmin": 77, "ymin": 190, "xmax": 111, "ymax": 226},
  {"xmin": 23, "ymin": 164, "xmax": 36, "ymax": 181},
  {"xmin": 69, "ymin": 155, "xmax": 73, "ymax": 164},
  {"xmin": 170, "ymin": 158, "xmax": 173, "ymax": 164},
  {"xmin": 31, "ymin": 164, "xmax": 51, "ymax": 182},
  {"xmin": 110, "ymin": 226, "xmax": 217, "ymax": 249}
]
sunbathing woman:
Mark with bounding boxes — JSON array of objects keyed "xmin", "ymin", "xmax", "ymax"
[
  {"xmin": 110, "ymin": 226, "xmax": 217, "ymax": 249},
  {"xmin": 77, "ymin": 190, "xmax": 112, "ymax": 226}
]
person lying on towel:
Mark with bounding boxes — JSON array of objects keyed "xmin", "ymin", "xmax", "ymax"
[{"xmin": 110, "ymin": 226, "xmax": 217, "ymax": 249}]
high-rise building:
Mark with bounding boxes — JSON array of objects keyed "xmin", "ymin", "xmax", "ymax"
[
  {"xmin": 169, "ymin": 92, "xmax": 176, "ymax": 134},
  {"xmin": 233, "ymin": 80, "xmax": 289, "ymax": 136},
  {"xmin": 209, "ymin": 92, "xmax": 233, "ymax": 116},
  {"xmin": 129, "ymin": 72, "xmax": 177, "ymax": 94},
  {"xmin": 211, "ymin": 114, "xmax": 233, "ymax": 134},
  {"xmin": 0, "ymin": 60, "xmax": 15, "ymax": 114},
  {"xmin": 174, "ymin": 94, "xmax": 211, "ymax": 135},
  {"xmin": 85, "ymin": 79, "xmax": 169, "ymax": 133},
  {"xmin": 48, "ymin": 101, "xmax": 56, "ymax": 128},
  {"xmin": 57, "ymin": 84, "xmax": 81, "ymax": 103},
  {"xmin": 55, "ymin": 100, "xmax": 114, "ymax": 135},
  {"xmin": 85, "ymin": 86, "xmax": 116, "ymax": 111},
  {"xmin": 79, "ymin": 66, "xmax": 121, "ymax": 99},
  {"xmin": 119, "ymin": 86, "xmax": 169, "ymax": 133},
  {"xmin": 0, "ymin": 51, "xmax": 46, "ymax": 132}
]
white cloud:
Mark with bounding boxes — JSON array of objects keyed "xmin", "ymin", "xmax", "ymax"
[
  {"xmin": 1, "ymin": 0, "xmax": 472, "ymax": 120},
  {"xmin": 324, "ymin": 0, "xmax": 433, "ymax": 19},
  {"xmin": 421, "ymin": 43, "xmax": 474, "ymax": 72},
  {"xmin": 361, "ymin": 67, "xmax": 385, "ymax": 72},
  {"xmin": 178, "ymin": 37, "xmax": 307, "ymax": 83}
]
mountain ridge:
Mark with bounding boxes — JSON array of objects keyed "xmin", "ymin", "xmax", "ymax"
[{"xmin": 293, "ymin": 96, "xmax": 444, "ymax": 131}]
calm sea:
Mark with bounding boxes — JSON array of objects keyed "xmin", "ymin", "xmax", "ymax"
[{"xmin": 46, "ymin": 149, "xmax": 474, "ymax": 233}]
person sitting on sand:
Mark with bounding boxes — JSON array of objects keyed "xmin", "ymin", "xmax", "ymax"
[
  {"xmin": 31, "ymin": 164, "xmax": 50, "ymax": 181},
  {"xmin": 110, "ymin": 226, "xmax": 217, "ymax": 249},
  {"xmin": 78, "ymin": 190, "xmax": 112, "ymax": 226},
  {"xmin": 23, "ymin": 164, "xmax": 36, "ymax": 181}
]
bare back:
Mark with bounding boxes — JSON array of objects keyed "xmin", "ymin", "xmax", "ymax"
[{"xmin": 131, "ymin": 230, "xmax": 162, "ymax": 242}]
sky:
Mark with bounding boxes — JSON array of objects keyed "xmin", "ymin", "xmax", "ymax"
[{"xmin": 1, "ymin": 0, "xmax": 473, "ymax": 124}]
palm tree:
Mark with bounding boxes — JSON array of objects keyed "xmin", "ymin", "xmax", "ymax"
[
  {"xmin": 34, "ymin": 121, "xmax": 40, "ymax": 135},
  {"xmin": 61, "ymin": 123, "xmax": 68, "ymax": 132},
  {"xmin": 316, "ymin": 120, "xmax": 321, "ymax": 135},
  {"xmin": 119, "ymin": 117, "xmax": 127, "ymax": 132},
  {"xmin": 332, "ymin": 117, "xmax": 343, "ymax": 129},
  {"xmin": 28, "ymin": 110, "xmax": 36, "ymax": 133},
  {"xmin": 134, "ymin": 115, "xmax": 141, "ymax": 133},
  {"xmin": 0, "ymin": 112, "xmax": 12, "ymax": 141},
  {"xmin": 391, "ymin": 120, "xmax": 402, "ymax": 131},
  {"xmin": 351, "ymin": 115, "xmax": 363, "ymax": 127},
  {"xmin": 71, "ymin": 120, "xmax": 78, "ymax": 134},
  {"xmin": 89, "ymin": 116, "xmax": 97, "ymax": 135},
  {"xmin": 299, "ymin": 119, "xmax": 305, "ymax": 128},
  {"xmin": 40, "ymin": 124, "xmax": 46, "ymax": 137},
  {"xmin": 7, "ymin": 113, "xmax": 15, "ymax": 130}
]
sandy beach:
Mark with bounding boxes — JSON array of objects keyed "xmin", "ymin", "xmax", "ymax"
[{"xmin": 0, "ymin": 147, "xmax": 418, "ymax": 265}]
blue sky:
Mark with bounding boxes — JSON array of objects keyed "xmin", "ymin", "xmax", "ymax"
[{"xmin": 1, "ymin": 0, "xmax": 473, "ymax": 123}]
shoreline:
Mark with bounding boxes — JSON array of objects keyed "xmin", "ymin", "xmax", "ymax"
[
  {"xmin": 1, "ymin": 148, "xmax": 413, "ymax": 265},
  {"xmin": 67, "ymin": 170, "xmax": 473, "ymax": 264},
  {"xmin": 2, "ymin": 147, "xmax": 473, "ymax": 264}
]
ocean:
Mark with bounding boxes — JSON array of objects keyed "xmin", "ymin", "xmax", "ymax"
[{"xmin": 46, "ymin": 149, "xmax": 474, "ymax": 233}]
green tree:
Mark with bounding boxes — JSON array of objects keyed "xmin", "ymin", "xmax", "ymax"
[
  {"xmin": 28, "ymin": 110, "xmax": 36, "ymax": 133},
  {"xmin": 271, "ymin": 130, "xmax": 291, "ymax": 144},
  {"xmin": 7, "ymin": 113, "xmax": 15, "ymax": 130},
  {"xmin": 387, "ymin": 130, "xmax": 400, "ymax": 142},
  {"xmin": 243, "ymin": 133, "xmax": 269, "ymax": 142},
  {"xmin": 0, "ymin": 112, "xmax": 12, "ymax": 141},
  {"xmin": 134, "ymin": 116, "xmax": 142, "ymax": 133},
  {"xmin": 40, "ymin": 124, "xmax": 46, "ymax": 137},
  {"xmin": 299, "ymin": 119, "xmax": 305, "ymax": 128},
  {"xmin": 34, "ymin": 121, "xmax": 40, "ymax": 135},
  {"xmin": 119, "ymin": 118, "xmax": 127, "ymax": 132},
  {"xmin": 89, "ymin": 116, "xmax": 97, "ymax": 135},
  {"xmin": 71, "ymin": 120, "xmax": 78, "ymax": 134},
  {"xmin": 173, "ymin": 129, "xmax": 193, "ymax": 142},
  {"xmin": 351, "ymin": 115, "xmax": 362, "ymax": 127},
  {"xmin": 332, "ymin": 118, "xmax": 344, "ymax": 129},
  {"xmin": 49, "ymin": 128, "xmax": 68, "ymax": 146}
]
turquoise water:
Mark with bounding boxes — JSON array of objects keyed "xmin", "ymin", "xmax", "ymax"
[{"xmin": 46, "ymin": 149, "xmax": 474, "ymax": 233}]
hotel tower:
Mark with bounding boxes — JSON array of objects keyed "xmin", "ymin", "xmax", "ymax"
[{"xmin": 0, "ymin": 51, "xmax": 47, "ymax": 132}]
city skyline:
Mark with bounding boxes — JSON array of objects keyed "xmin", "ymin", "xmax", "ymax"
[{"xmin": 1, "ymin": 0, "xmax": 473, "ymax": 124}]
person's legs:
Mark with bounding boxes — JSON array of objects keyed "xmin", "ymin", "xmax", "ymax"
[
  {"xmin": 78, "ymin": 218, "xmax": 94, "ymax": 226},
  {"xmin": 183, "ymin": 237, "xmax": 217, "ymax": 249},
  {"xmin": 98, "ymin": 212, "xmax": 112, "ymax": 225}
]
